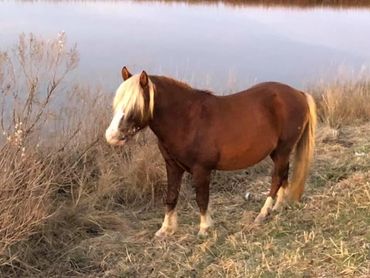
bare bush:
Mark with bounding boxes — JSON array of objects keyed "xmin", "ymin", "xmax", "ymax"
[
  {"xmin": 0, "ymin": 33, "xmax": 166, "ymax": 275},
  {"xmin": 0, "ymin": 33, "xmax": 79, "ymax": 267}
]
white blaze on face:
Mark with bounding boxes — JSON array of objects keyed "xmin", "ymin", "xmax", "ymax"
[
  {"xmin": 105, "ymin": 110, "xmax": 124, "ymax": 145},
  {"xmin": 106, "ymin": 73, "xmax": 155, "ymax": 146}
]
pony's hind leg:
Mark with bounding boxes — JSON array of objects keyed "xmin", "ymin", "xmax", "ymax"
[
  {"xmin": 155, "ymin": 161, "xmax": 184, "ymax": 237},
  {"xmin": 254, "ymin": 150, "xmax": 290, "ymax": 224},
  {"xmin": 273, "ymin": 182, "xmax": 288, "ymax": 211},
  {"xmin": 193, "ymin": 166, "xmax": 213, "ymax": 237}
]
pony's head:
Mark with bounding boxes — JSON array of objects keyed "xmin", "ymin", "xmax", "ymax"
[{"xmin": 105, "ymin": 67, "xmax": 155, "ymax": 146}]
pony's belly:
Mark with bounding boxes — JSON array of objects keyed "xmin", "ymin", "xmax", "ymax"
[
  {"xmin": 216, "ymin": 155, "xmax": 265, "ymax": 171},
  {"xmin": 215, "ymin": 144, "xmax": 275, "ymax": 171}
]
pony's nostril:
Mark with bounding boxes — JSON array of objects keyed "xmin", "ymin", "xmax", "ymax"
[{"xmin": 105, "ymin": 128, "xmax": 123, "ymax": 143}]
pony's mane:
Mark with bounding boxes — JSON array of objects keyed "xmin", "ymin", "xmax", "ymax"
[
  {"xmin": 156, "ymin": 76, "xmax": 193, "ymax": 90},
  {"xmin": 113, "ymin": 74, "xmax": 155, "ymax": 118},
  {"xmin": 152, "ymin": 75, "xmax": 215, "ymax": 95}
]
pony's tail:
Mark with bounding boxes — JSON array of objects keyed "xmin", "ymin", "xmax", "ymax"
[{"xmin": 288, "ymin": 93, "xmax": 317, "ymax": 201}]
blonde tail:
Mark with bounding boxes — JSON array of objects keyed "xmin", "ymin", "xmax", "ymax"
[{"xmin": 288, "ymin": 93, "xmax": 317, "ymax": 201}]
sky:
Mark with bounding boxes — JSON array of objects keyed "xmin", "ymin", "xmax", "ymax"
[{"xmin": 1, "ymin": 1, "xmax": 370, "ymax": 92}]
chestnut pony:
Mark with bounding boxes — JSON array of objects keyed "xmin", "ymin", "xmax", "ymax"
[{"xmin": 106, "ymin": 67, "xmax": 316, "ymax": 237}]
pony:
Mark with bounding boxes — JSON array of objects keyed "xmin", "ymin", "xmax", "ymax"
[{"xmin": 105, "ymin": 67, "xmax": 316, "ymax": 237}]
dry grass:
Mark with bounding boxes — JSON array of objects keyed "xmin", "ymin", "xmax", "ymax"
[
  {"xmin": 30, "ymin": 124, "xmax": 367, "ymax": 278},
  {"xmin": 0, "ymin": 34, "xmax": 369, "ymax": 277},
  {"xmin": 311, "ymin": 80, "xmax": 370, "ymax": 128}
]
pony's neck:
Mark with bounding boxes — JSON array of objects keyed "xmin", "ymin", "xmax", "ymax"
[{"xmin": 148, "ymin": 76, "xmax": 209, "ymax": 143}]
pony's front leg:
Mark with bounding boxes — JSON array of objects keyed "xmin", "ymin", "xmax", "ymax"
[
  {"xmin": 193, "ymin": 167, "xmax": 213, "ymax": 237},
  {"xmin": 155, "ymin": 162, "xmax": 184, "ymax": 237}
]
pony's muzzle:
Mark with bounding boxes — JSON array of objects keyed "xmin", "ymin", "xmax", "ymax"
[{"xmin": 105, "ymin": 128, "xmax": 126, "ymax": 146}]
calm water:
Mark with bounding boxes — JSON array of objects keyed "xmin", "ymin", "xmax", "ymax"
[{"xmin": 1, "ymin": 1, "xmax": 370, "ymax": 92}]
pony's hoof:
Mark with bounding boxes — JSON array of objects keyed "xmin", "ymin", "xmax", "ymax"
[
  {"xmin": 155, "ymin": 227, "xmax": 175, "ymax": 238},
  {"xmin": 197, "ymin": 228, "xmax": 210, "ymax": 238},
  {"xmin": 254, "ymin": 214, "xmax": 266, "ymax": 225},
  {"xmin": 197, "ymin": 231, "xmax": 208, "ymax": 238},
  {"xmin": 272, "ymin": 204, "xmax": 283, "ymax": 212}
]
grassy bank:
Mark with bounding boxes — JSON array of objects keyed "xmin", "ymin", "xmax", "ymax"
[{"xmin": 0, "ymin": 34, "xmax": 369, "ymax": 277}]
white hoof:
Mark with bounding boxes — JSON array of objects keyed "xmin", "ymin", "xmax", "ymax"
[
  {"xmin": 273, "ymin": 187, "xmax": 286, "ymax": 211},
  {"xmin": 155, "ymin": 211, "xmax": 177, "ymax": 238},
  {"xmin": 254, "ymin": 213, "xmax": 266, "ymax": 224},
  {"xmin": 155, "ymin": 226, "xmax": 175, "ymax": 238},
  {"xmin": 254, "ymin": 196, "xmax": 274, "ymax": 224},
  {"xmin": 198, "ymin": 212, "xmax": 213, "ymax": 237},
  {"xmin": 197, "ymin": 228, "xmax": 210, "ymax": 238},
  {"xmin": 272, "ymin": 201, "xmax": 284, "ymax": 211}
]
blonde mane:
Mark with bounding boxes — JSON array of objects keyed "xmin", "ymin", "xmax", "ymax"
[{"xmin": 113, "ymin": 74, "xmax": 155, "ymax": 119}]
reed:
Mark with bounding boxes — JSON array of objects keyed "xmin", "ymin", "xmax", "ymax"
[{"xmin": 311, "ymin": 80, "xmax": 370, "ymax": 128}]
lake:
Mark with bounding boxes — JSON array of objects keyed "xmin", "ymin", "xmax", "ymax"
[{"xmin": 1, "ymin": 0, "xmax": 370, "ymax": 92}]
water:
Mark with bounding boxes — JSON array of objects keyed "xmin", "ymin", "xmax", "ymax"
[{"xmin": 1, "ymin": 1, "xmax": 370, "ymax": 92}]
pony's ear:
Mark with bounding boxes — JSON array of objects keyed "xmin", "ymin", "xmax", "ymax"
[
  {"xmin": 121, "ymin": 66, "xmax": 132, "ymax": 81},
  {"xmin": 139, "ymin": 70, "xmax": 148, "ymax": 88}
]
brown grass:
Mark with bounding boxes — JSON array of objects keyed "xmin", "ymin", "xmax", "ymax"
[
  {"xmin": 311, "ymin": 80, "xmax": 370, "ymax": 128},
  {"xmin": 0, "ymin": 34, "xmax": 369, "ymax": 277}
]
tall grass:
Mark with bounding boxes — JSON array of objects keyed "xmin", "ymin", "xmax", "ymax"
[
  {"xmin": 0, "ymin": 33, "xmax": 369, "ymax": 276},
  {"xmin": 311, "ymin": 79, "xmax": 370, "ymax": 128}
]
